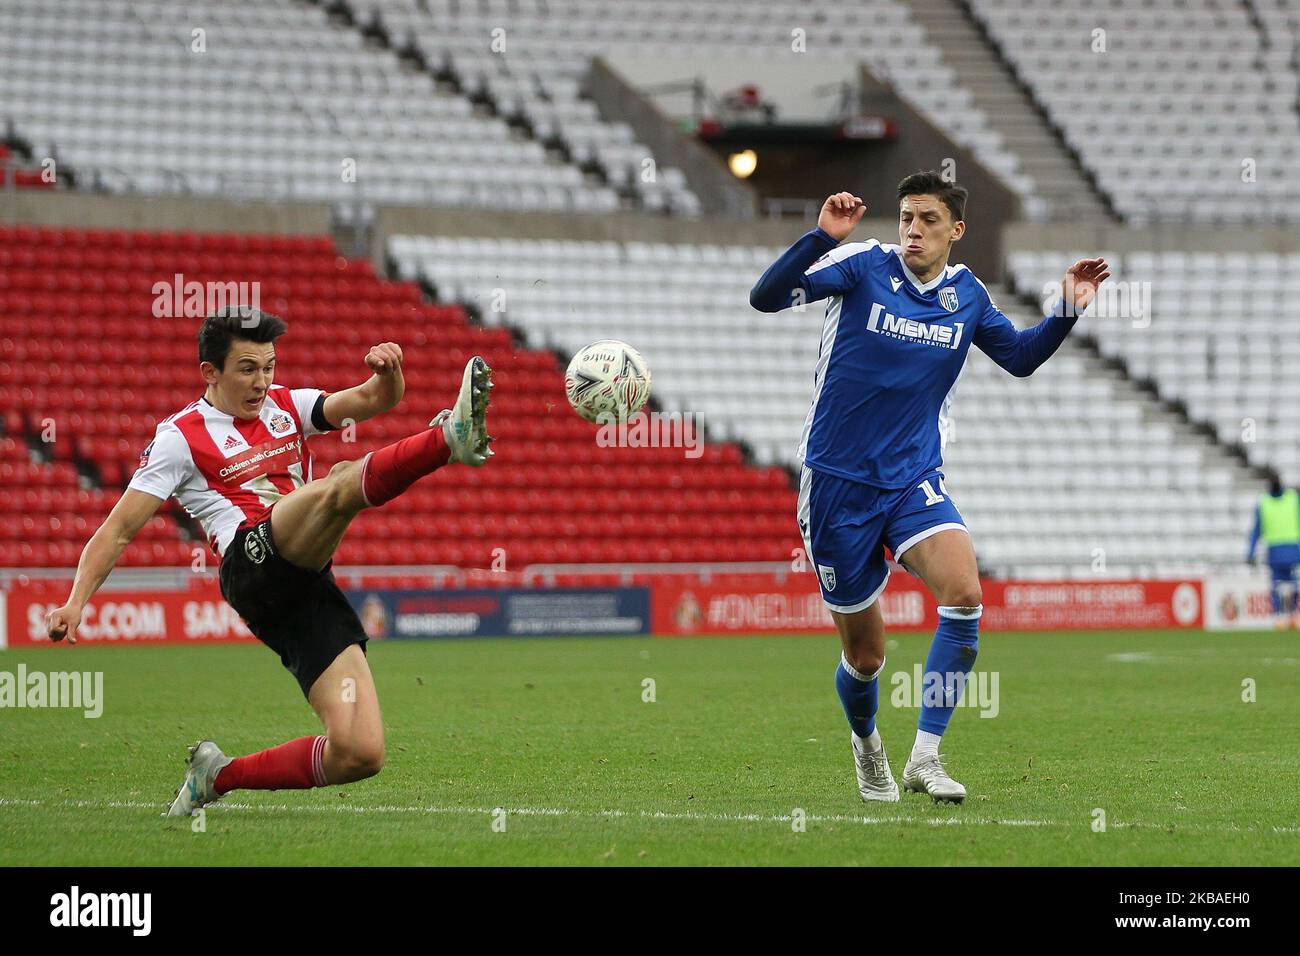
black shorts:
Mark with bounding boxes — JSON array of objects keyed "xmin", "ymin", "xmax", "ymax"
[{"xmin": 219, "ymin": 514, "xmax": 367, "ymax": 698}]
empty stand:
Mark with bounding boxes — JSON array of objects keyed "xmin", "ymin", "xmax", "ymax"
[
  {"xmin": 1009, "ymin": 247, "xmax": 1300, "ymax": 491},
  {"xmin": 0, "ymin": 0, "xmax": 620, "ymax": 212},
  {"xmin": 970, "ymin": 0, "xmax": 1300, "ymax": 223},
  {"xmin": 394, "ymin": 231, "xmax": 1262, "ymax": 575},
  {"xmin": 351, "ymin": 0, "xmax": 1036, "ymax": 212},
  {"xmin": 0, "ymin": 224, "xmax": 800, "ymax": 570}
]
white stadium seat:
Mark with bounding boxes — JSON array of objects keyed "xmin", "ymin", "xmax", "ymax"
[{"xmin": 392, "ymin": 231, "xmax": 1266, "ymax": 573}]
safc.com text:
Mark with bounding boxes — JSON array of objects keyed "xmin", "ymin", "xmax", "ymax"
[{"xmin": 1114, "ymin": 916, "xmax": 1250, "ymax": 930}]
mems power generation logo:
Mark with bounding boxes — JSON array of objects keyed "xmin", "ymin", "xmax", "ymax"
[{"xmin": 866, "ymin": 302, "xmax": 964, "ymax": 349}]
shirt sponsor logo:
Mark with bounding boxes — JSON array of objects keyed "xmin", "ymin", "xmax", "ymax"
[
  {"xmin": 866, "ymin": 302, "xmax": 964, "ymax": 349},
  {"xmin": 222, "ymin": 434, "xmax": 243, "ymax": 451},
  {"xmin": 216, "ymin": 436, "xmax": 302, "ymax": 481}
]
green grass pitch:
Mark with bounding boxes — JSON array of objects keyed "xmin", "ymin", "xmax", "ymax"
[{"xmin": 1, "ymin": 630, "xmax": 1296, "ymax": 865}]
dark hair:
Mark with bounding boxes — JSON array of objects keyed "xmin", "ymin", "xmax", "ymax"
[
  {"xmin": 1269, "ymin": 473, "xmax": 1284, "ymax": 497},
  {"xmin": 197, "ymin": 307, "xmax": 288, "ymax": 370},
  {"xmin": 897, "ymin": 170, "xmax": 968, "ymax": 223}
]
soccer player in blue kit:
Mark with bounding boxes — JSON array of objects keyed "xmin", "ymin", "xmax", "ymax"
[{"xmin": 750, "ymin": 171, "xmax": 1110, "ymax": 803}]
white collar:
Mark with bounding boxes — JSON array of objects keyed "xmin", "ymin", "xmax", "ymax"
[{"xmin": 894, "ymin": 250, "xmax": 950, "ymax": 294}]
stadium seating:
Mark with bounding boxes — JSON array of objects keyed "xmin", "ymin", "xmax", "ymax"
[
  {"xmin": 0, "ymin": 0, "xmax": 621, "ymax": 212},
  {"xmin": 0, "ymin": 223, "xmax": 800, "ymax": 570},
  {"xmin": 969, "ymin": 0, "xmax": 1300, "ymax": 223},
  {"xmin": 0, "ymin": 0, "xmax": 1036, "ymax": 217},
  {"xmin": 392, "ymin": 232, "xmax": 1261, "ymax": 575},
  {"xmin": 349, "ymin": 0, "xmax": 1035, "ymax": 210},
  {"xmin": 1008, "ymin": 247, "xmax": 1300, "ymax": 489}
]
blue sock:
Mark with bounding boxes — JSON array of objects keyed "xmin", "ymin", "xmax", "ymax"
[
  {"xmin": 918, "ymin": 606, "xmax": 981, "ymax": 737},
  {"xmin": 835, "ymin": 653, "xmax": 881, "ymax": 739}
]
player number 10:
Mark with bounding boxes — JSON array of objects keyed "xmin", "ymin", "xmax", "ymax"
[{"xmin": 918, "ymin": 478, "xmax": 949, "ymax": 505}]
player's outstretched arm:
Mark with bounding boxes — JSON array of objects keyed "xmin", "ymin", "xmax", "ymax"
[
  {"xmin": 749, "ymin": 192, "xmax": 867, "ymax": 312},
  {"xmin": 974, "ymin": 257, "xmax": 1110, "ymax": 377},
  {"xmin": 45, "ymin": 489, "xmax": 164, "ymax": 644},
  {"xmin": 1060, "ymin": 257, "xmax": 1110, "ymax": 315},
  {"xmin": 321, "ymin": 341, "xmax": 406, "ymax": 427}
]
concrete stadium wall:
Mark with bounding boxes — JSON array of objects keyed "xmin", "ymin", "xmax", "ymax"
[
  {"xmin": 371, "ymin": 203, "xmax": 894, "ymax": 258},
  {"xmin": 600, "ymin": 51, "xmax": 865, "ymax": 125},
  {"xmin": 0, "ymin": 189, "xmax": 332, "ymax": 235},
  {"xmin": 584, "ymin": 57, "xmax": 759, "ymax": 219},
  {"xmin": 5, "ymin": 189, "xmax": 1293, "ymax": 277},
  {"xmin": 1005, "ymin": 221, "xmax": 1300, "ymax": 254},
  {"xmin": 837, "ymin": 66, "xmax": 1020, "ymax": 283}
]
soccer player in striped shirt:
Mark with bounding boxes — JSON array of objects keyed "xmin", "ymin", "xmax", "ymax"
[
  {"xmin": 751, "ymin": 171, "xmax": 1109, "ymax": 803},
  {"xmin": 43, "ymin": 307, "xmax": 493, "ymax": 816}
]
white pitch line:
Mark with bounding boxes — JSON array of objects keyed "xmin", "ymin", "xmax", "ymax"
[
  {"xmin": 1, "ymin": 797, "xmax": 1293, "ymax": 834},
  {"xmin": 0, "ymin": 797, "xmax": 1026, "ymax": 827},
  {"xmin": 0, "ymin": 797, "xmax": 1053, "ymax": 827},
  {"xmin": 1106, "ymin": 651, "xmax": 1300, "ymax": 666}
]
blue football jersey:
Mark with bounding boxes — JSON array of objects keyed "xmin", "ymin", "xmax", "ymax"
[{"xmin": 751, "ymin": 228, "xmax": 1077, "ymax": 489}]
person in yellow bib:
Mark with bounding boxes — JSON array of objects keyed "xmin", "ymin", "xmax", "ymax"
[{"xmin": 1247, "ymin": 475, "xmax": 1300, "ymax": 628}]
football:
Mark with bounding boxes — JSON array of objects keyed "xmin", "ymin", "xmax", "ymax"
[{"xmin": 564, "ymin": 340, "xmax": 652, "ymax": 424}]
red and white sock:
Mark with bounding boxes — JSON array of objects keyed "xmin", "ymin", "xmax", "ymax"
[
  {"xmin": 214, "ymin": 735, "xmax": 329, "ymax": 793},
  {"xmin": 359, "ymin": 427, "xmax": 451, "ymax": 507}
]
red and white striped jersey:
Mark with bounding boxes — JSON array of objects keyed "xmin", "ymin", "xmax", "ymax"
[{"xmin": 128, "ymin": 384, "xmax": 333, "ymax": 558}]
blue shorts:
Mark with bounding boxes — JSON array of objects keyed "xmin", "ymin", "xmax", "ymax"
[
  {"xmin": 1269, "ymin": 561, "xmax": 1298, "ymax": 587},
  {"xmin": 797, "ymin": 465, "xmax": 967, "ymax": 613}
]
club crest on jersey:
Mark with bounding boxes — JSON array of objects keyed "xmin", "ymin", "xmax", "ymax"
[
  {"xmin": 939, "ymin": 287, "xmax": 959, "ymax": 312},
  {"xmin": 818, "ymin": 564, "xmax": 837, "ymax": 592},
  {"xmin": 268, "ymin": 412, "xmax": 293, "ymax": 434},
  {"xmin": 866, "ymin": 302, "xmax": 964, "ymax": 349}
]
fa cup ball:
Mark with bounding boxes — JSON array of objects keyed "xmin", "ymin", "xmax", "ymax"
[{"xmin": 564, "ymin": 340, "xmax": 652, "ymax": 424}]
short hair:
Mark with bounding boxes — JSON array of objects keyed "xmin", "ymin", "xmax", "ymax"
[
  {"xmin": 197, "ymin": 307, "xmax": 288, "ymax": 370},
  {"xmin": 897, "ymin": 170, "xmax": 968, "ymax": 224}
]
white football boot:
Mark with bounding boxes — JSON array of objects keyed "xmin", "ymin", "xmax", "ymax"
[
  {"xmin": 431, "ymin": 355, "xmax": 493, "ymax": 466},
  {"xmin": 902, "ymin": 753, "xmax": 967, "ymax": 804},
  {"xmin": 851, "ymin": 732, "xmax": 900, "ymax": 803},
  {"xmin": 163, "ymin": 740, "xmax": 233, "ymax": 817}
]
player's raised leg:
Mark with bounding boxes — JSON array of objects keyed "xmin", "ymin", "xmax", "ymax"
[
  {"xmin": 890, "ymin": 501, "xmax": 981, "ymax": 804},
  {"xmin": 270, "ymin": 355, "xmax": 494, "ymax": 571}
]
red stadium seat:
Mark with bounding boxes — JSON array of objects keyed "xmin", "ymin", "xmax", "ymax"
[{"xmin": 0, "ymin": 224, "xmax": 796, "ymax": 574}]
